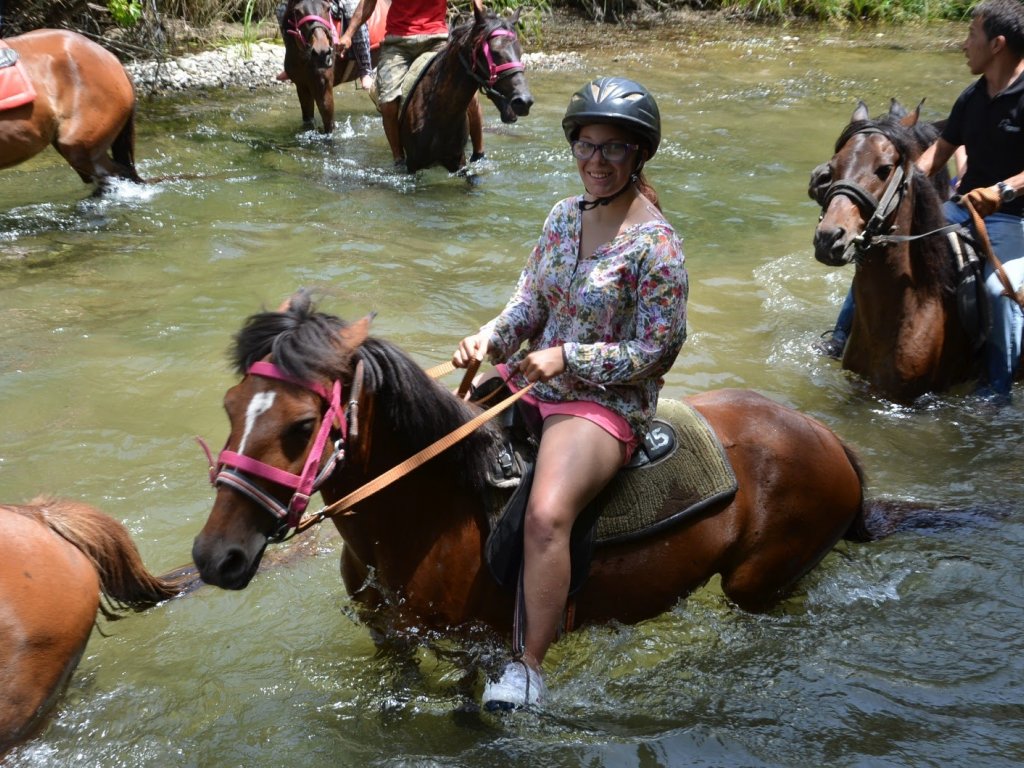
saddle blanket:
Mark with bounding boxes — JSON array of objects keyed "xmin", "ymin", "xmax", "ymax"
[
  {"xmin": 0, "ymin": 41, "xmax": 37, "ymax": 111},
  {"xmin": 484, "ymin": 398, "xmax": 738, "ymax": 594},
  {"xmin": 587, "ymin": 398, "xmax": 738, "ymax": 545}
]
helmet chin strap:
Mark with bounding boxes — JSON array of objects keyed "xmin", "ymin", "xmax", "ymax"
[{"xmin": 578, "ymin": 160, "xmax": 644, "ymax": 212}]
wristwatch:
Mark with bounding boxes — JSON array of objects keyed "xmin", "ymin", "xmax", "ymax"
[{"xmin": 998, "ymin": 181, "xmax": 1017, "ymax": 203}]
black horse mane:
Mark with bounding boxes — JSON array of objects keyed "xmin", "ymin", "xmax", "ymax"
[
  {"xmin": 448, "ymin": 9, "xmax": 509, "ymax": 49},
  {"xmin": 231, "ymin": 291, "xmax": 499, "ymax": 495},
  {"xmin": 837, "ymin": 116, "xmax": 957, "ymax": 294}
]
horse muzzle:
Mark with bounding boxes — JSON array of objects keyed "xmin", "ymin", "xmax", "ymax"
[
  {"xmin": 813, "ymin": 224, "xmax": 856, "ymax": 267},
  {"xmin": 191, "ymin": 529, "xmax": 266, "ymax": 590}
]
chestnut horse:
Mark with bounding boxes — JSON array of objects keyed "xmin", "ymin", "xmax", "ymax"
[
  {"xmin": 193, "ymin": 292, "xmax": 883, "ymax": 660},
  {"xmin": 280, "ymin": 0, "xmax": 387, "ymax": 133},
  {"xmin": 399, "ymin": 5, "xmax": 532, "ymax": 173},
  {"xmin": 0, "ymin": 497, "xmax": 192, "ymax": 756},
  {"xmin": 0, "ymin": 30, "xmax": 141, "ymax": 187},
  {"xmin": 812, "ymin": 101, "xmax": 1022, "ymax": 401}
]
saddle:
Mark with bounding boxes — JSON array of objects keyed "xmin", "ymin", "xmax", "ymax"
[
  {"xmin": 948, "ymin": 225, "xmax": 991, "ymax": 350},
  {"xmin": 393, "ymin": 50, "xmax": 440, "ymax": 122},
  {"xmin": 476, "ymin": 382, "xmax": 738, "ymax": 596},
  {"xmin": 0, "ymin": 42, "xmax": 37, "ymax": 111}
]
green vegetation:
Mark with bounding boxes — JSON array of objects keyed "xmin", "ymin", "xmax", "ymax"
[{"xmin": 1, "ymin": 0, "xmax": 978, "ymax": 56}]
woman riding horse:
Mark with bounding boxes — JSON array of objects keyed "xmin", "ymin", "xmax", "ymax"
[{"xmin": 452, "ymin": 77, "xmax": 687, "ymax": 709}]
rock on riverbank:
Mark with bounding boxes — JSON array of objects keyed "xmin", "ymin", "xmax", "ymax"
[{"xmin": 126, "ymin": 41, "xmax": 582, "ymax": 93}]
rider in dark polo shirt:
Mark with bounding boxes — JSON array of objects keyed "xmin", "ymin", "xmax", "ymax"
[{"xmin": 917, "ymin": 0, "xmax": 1024, "ymax": 400}]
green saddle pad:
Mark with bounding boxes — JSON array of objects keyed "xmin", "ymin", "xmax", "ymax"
[{"xmin": 591, "ymin": 398, "xmax": 738, "ymax": 545}]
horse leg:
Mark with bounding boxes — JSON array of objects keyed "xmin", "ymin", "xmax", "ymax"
[
  {"xmin": 296, "ymin": 83, "xmax": 316, "ymax": 131},
  {"xmin": 314, "ymin": 75, "xmax": 336, "ymax": 134}
]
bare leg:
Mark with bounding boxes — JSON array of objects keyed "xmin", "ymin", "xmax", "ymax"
[
  {"xmin": 468, "ymin": 94, "xmax": 485, "ymax": 161},
  {"xmin": 521, "ymin": 414, "xmax": 625, "ymax": 669},
  {"xmin": 380, "ymin": 99, "xmax": 403, "ymax": 163}
]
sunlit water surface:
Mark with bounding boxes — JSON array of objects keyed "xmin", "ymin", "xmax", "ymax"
[{"xmin": 2, "ymin": 18, "xmax": 1022, "ymax": 768}]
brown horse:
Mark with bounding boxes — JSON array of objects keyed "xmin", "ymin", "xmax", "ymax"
[
  {"xmin": 0, "ymin": 29, "xmax": 141, "ymax": 187},
  {"xmin": 812, "ymin": 101, "xmax": 1022, "ymax": 401},
  {"xmin": 399, "ymin": 5, "xmax": 532, "ymax": 173},
  {"xmin": 193, "ymin": 291, "xmax": 890, "ymax": 662},
  {"xmin": 0, "ymin": 497, "xmax": 192, "ymax": 756},
  {"xmin": 281, "ymin": 0, "xmax": 387, "ymax": 133}
]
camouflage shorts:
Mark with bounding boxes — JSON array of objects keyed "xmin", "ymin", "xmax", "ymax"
[{"xmin": 375, "ymin": 33, "xmax": 447, "ymax": 105}]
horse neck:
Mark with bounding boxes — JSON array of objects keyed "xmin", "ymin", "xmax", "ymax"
[
  {"xmin": 846, "ymin": 180, "xmax": 970, "ymax": 395},
  {"xmin": 318, "ymin": 346, "xmax": 497, "ymax": 582},
  {"xmin": 422, "ymin": 33, "xmax": 485, "ymax": 115}
]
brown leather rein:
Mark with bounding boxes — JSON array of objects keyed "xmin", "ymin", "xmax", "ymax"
[
  {"xmin": 962, "ymin": 196, "xmax": 1024, "ymax": 312},
  {"xmin": 287, "ymin": 358, "xmax": 534, "ymax": 537}
]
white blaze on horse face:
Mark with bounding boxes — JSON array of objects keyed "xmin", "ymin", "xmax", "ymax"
[{"xmin": 238, "ymin": 391, "xmax": 277, "ymax": 455}]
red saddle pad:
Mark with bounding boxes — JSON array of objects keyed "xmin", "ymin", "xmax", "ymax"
[{"xmin": 0, "ymin": 41, "xmax": 37, "ymax": 111}]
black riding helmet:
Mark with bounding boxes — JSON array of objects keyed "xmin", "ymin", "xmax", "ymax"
[{"xmin": 561, "ymin": 77, "xmax": 661, "ymax": 158}]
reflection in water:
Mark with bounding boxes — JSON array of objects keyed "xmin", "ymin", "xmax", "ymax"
[{"xmin": 2, "ymin": 19, "xmax": 1022, "ymax": 767}]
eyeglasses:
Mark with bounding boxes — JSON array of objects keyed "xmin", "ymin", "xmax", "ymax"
[{"xmin": 570, "ymin": 140, "xmax": 639, "ymax": 163}]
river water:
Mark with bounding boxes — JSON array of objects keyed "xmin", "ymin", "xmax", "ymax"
[{"xmin": 2, "ymin": 16, "xmax": 1023, "ymax": 767}]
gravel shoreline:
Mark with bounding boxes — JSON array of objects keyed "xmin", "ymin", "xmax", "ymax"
[{"xmin": 126, "ymin": 42, "xmax": 583, "ymax": 93}]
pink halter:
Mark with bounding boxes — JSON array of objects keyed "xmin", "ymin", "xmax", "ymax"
[
  {"xmin": 286, "ymin": 12, "xmax": 339, "ymax": 48},
  {"xmin": 471, "ymin": 28, "xmax": 525, "ymax": 88},
  {"xmin": 199, "ymin": 361, "xmax": 347, "ymax": 538}
]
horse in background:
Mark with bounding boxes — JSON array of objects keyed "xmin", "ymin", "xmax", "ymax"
[
  {"xmin": 0, "ymin": 30, "xmax": 142, "ymax": 188},
  {"xmin": 809, "ymin": 100, "xmax": 1019, "ymax": 401},
  {"xmin": 280, "ymin": 0, "xmax": 388, "ymax": 132},
  {"xmin": 0, "ymin": 497, "xmax": 194, "ymax": 756},
  {"xmin": 399, "ymin": 5, "xmax": 532, "ymax": 172}
]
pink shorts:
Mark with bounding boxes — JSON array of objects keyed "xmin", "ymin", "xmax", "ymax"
[{"xmin": 497, "ymin": 364, "xmax": 638, "ymax": 464}]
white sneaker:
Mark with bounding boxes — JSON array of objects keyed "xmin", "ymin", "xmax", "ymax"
[{"xmin": 482, "ymin": 660, "xmax": 547, "ymax": 711}]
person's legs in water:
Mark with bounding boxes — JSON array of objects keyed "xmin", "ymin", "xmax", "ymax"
[
  {"xmin": 814, "ymin": 286, "xmax": 855, "ymax": 359},
  {"xmin": 977, "ymin": 211, "xmax": 1024, "ymax": 399},
  {"xmin": 483, "ymin": 414, "xmax": 625, "ymax": 709},
  {"xmin": 468, "ymin": 94, "xmax": 485, "ymax": 163}
]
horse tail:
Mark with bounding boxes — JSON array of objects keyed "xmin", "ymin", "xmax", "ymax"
[
  {"xmin": 837, "ymin": 444, "xmax": 1007, "ymax": 542},
  {"xmin": 111, "ymin": 105, "xmax": 143, "ymax": 184},
  {"xmin": 30, "ymin": 496, "xmax": 198, "ymax": 617}
]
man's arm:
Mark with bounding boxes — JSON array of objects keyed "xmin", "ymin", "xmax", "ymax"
[
  {"xmin": 338, "ymin": 0, "xmax": 377, "ymax": 53},
  {"xmin": 916, "ymin": 136, "xmax": 956, "ymax": 177}
]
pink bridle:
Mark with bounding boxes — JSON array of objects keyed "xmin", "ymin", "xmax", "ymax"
[
  {"xmin": 198, "ymin": 361, "xmax": 348, "ymax": 539},
  {"xmin": 286, "ymin": 12, "xmax": 339, "ymax": 48},
  {"xmin": 468, "ymin": 27, "xmax": 525, "ymax": 89}
]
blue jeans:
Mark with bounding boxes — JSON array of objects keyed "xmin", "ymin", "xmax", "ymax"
[
  {"xmin": 833, "ymin": 287, "xmax": 855, "ymax": 344},
  {"xmin": 943, "ymin": 200, "xmax": 1024, "ymax": 396}
]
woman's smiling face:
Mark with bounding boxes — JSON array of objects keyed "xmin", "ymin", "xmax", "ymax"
[{"xmin": 574, "ymin": 123, "xmax": 642, "ymax": 201}]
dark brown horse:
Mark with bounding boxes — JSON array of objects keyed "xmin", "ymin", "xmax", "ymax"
[
  {"xmin": 0, "ymin": 30, "xmax": 141, "ymax": 187},
  {"xmin": 812, "ymin": 101, "xmax": 1021, "ymax": 401},
  {"xmin": 193, "ymin": 291, "xmax": 892, "ymax": 661},
  {"xmin": 281, "ymin": 0, "xmax": 387, "ymax": 133},
  {"xmin": 399, "ymin": 5, "xmax": 532, "ymax": 173},
  {"xmin": 0, "ymin": 497, "xmax": 192, "ymax": 756}
]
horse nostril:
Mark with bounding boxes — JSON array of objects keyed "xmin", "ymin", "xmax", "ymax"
[{"xmin": 511, "ymin": 96, "xmax": 533, "ymax": 116}]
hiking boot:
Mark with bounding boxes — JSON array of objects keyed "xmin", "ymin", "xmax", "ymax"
[
  {"xmin": 813, "ymin": 330, "xmax": 846, "ymax": 360},
  {"xmin": 482, "ymin": 660, "xmax": 546, "ymax": 711}
]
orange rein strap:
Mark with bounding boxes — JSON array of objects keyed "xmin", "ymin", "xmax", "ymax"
[
  {"xmin": 962, "ymin": 197, "xmax": 1024, "ymax": 312},
  {"xmin": 292, "ymin": 369, "xmax": 531, "ymax": 535}
]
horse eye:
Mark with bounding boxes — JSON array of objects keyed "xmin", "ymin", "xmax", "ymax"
[
  {"xmin": 288, "ymin": 418, "xmax": 317, "ymax": 442},
  {"xmin": 876, "ymin": 164, "xmax": 894, "ymax": 180}
]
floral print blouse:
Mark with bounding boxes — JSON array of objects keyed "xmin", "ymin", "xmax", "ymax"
[{"xmin": 484, "ymin": 195, "xmax": 688, "ymax": 440}]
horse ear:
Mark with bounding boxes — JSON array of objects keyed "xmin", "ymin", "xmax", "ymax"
[
  {"xmin": 510, "ymin": 5, "xmax": 522, "ymax": 24},
  {"xmin": 339, "ymin": 313, "xmax": 374, "ymax": 349},
  {"xmin": 473, "ymin": 0, "xmax": 485, "ymax": 24},
  {"xmin": 852, "ymin": 100, "xmax": 869, "ymax": 122},
  {"xmin": 888, "ymin": 97, "xmax": 905, "ymax": 118},
  {"xmin": 898, "ymin": 98, "xmax": 925, "ymax": 127}
]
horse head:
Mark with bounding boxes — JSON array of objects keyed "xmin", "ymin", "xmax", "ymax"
[
  {"xmin": 460, "ymin": 6, "xmax": 533, "ymax": 123},
  {"xmin": 283, "ymin": 0, "xmax": 338, "ymax": 71},
  {"xmin": 812, "ymin": 101, "xmax": 926, "ymax": 267},
  {"xmin": 192, "ymin": 290, "xmax": 369, "ymax": 589}
]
